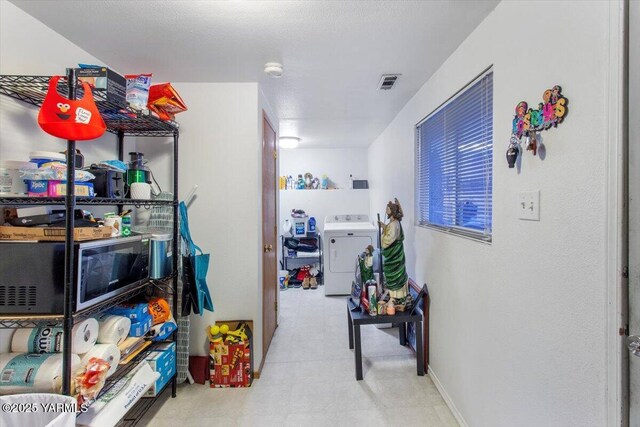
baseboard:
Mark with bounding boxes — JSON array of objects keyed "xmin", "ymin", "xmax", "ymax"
[{"xmin": 428, "ymin": 365, "xmax": 469, "ymax": 427}]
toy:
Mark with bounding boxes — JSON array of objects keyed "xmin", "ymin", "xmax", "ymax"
[
  {"xmin": 220, "ymin": 324, "xmax": 230, "ymax": 335},
  {"xmin": 224, "ymin": 323, "xmax": 249, "ymax": 344},
  {"xmin": 304, "ymin": 173, "xmax": 313, "ymax": 189}
]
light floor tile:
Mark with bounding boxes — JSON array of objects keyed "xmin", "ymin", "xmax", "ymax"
[{"xmin": 141, "ymin": 288, "xmax": 457, "ymax": 426}]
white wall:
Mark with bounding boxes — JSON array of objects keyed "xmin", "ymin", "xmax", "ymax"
[
  {"xmin": 165, "ymin": 83, "xmax": 269, "ymax": 368},
  {"xmin": 278, "ymin": 147, "xmax": 371, "ymax": 230},
  {"xmin": 0, "ymin": 1, "xmax": 125, "ymax": 166},
  {"xmin": 279, "ymin": 147, "xmax": 368, "ymax": 190},
  {"xmin": 278, "ymin": 147, "xmax": 371, "ymax": 268},
  {"xmin": 368, "ymin": 1, "xmax": 615, "ymax": 426}
]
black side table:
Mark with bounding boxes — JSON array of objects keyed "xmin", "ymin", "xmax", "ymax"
[{"xmin": 347, "ymin": 300, "xmax": 424, "ymax": 380}]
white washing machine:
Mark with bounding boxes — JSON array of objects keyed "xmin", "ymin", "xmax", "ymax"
[{"xmin": 323, "ymin": 214, "xmax": 378, "ymax": 295}]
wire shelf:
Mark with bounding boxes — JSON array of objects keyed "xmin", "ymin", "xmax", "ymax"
[
  {"xmin": 0, "ymin": 280, "xmax": 152, "ymax": 328},
  {"xmin": 0, "ymin": 196, "xmax": 177, "ymax": 206},
  {"xmin": 117, "ymin": 375, "xmax": 175, "ymax": 426},
  {"xmin": 0, "ymin": 75, "xmax": 178, "ymax": 137}
]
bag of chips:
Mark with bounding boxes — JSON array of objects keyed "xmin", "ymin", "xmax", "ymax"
[{"xmin": 147, "ymin": 83, "xmax": 187, "ymax": 121}]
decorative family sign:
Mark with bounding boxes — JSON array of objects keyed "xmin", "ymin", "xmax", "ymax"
[{"xmin": 507, "ymin": 85, "xmax": 569, "ymax": 168}]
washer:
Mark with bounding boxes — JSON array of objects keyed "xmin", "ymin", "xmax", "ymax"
[{"xmin": 323, "ymin": 214, "xmax": 378, "ymax": 295}]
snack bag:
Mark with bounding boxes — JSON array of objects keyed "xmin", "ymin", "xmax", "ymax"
[
  {"xmin": 75, "ymin": 357, "xmax": 110, "ymax": 404},
  {"xmin": 125, "ymin": 73, "xmax": 152, "ymax": 110},
  {"xmin": 147, "ymin": 83, "xmax": 187, "ymax": 121},
  {"xmin": 148, "ymin": 297, "xmax": 171, "ymax": 325}
]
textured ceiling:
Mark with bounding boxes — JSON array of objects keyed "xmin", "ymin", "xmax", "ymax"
[{"xmin": 11, "ymin": 0, "xmax": 499, "ymax": 148}]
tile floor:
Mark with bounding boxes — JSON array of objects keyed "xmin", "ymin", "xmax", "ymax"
[{"xmin": 140, "ymin": 288, "xmax": 458, "ymax": 426}]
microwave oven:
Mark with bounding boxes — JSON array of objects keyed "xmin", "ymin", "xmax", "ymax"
[{"xmin": 0, "ymin": 235, "xmax": 150, "ymax": 315}]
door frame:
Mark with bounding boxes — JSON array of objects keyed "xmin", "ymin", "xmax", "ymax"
[
  {"xmin": 261, "ymin": 109, "xmax": 278, "ymax": 367},
  {"xmin": 606, "ymin": 1, "xmax": 629, "ymax": 426}
]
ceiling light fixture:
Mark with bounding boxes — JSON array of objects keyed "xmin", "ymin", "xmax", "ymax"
[
  {"xmin": 264, "ymin": 62, "xmax": 284, "ymax": 78},
  {"xmin": 279, "ymin": 136, "xmax": 300, "ymax": 149}
]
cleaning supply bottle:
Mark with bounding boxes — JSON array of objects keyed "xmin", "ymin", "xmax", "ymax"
[
  {"xmin": 349, "ymin": 174, "xmax": 354, "ymax": 189},
  {"xmin": 308, "ymin": 217, "xmax": 316, "ymax": 235}
]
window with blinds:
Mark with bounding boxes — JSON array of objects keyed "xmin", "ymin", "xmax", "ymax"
[{"xmin": 415, "ymin": 70, "xmax": 493, "ymax": 241}]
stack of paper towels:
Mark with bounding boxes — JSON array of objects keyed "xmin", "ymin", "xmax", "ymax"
[
  {"xmin": 10, "ymin": 319, "xmax": 99, "ymax": 354},
  {"xmin": 0, "ymin": 315, "xmax": 133, "ymax": 395}
]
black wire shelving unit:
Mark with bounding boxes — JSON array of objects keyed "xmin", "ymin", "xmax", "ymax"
[
  {"xmin": 0, "ymin": 71, "xmax": 180, "ymax": 425},
  {"xmin": 0, "ymin": 196, "xmax": 176, "ymax": 206}
]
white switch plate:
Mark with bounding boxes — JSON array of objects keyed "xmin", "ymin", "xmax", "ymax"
[{"xmin": 519, "ymin": 191, "xmax": 540, "ymax": 221}]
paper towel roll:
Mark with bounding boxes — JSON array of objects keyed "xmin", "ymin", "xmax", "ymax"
[
  {"xmin": 80, "ymin": 344, "xmax": 121, "ymax": 377},
  {"xmin": 0, "ymin": 329, "xmax": 15, "ymax": 353},
  {"xmin": 97, "ymin": 315, "xmax": 131, "ymax": 345},
  {"xmin": 0, "ymin": 353, "xmax": 81, "ymax": 395},
  {"xmin": 11, "ymin": 318, "xmax": 99, "ymax": 354}
]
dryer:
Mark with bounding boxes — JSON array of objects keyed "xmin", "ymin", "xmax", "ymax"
[{"xmin": 323, "ymin": 214, "xmax": 378, "ymax": 295}]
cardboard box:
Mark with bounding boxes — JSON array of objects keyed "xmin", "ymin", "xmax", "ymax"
[
  {"xmin": 144, "ymin": 342, "xmax": 176, "ymax": 397},
  {"xmin": 26, "ymin": 180, "xmax": 48, "ymax": 197},
  {"xmin": 76, "ymin": 67, "xmax": 127, "ymax": 107},
  {"xmin": 0, "ymin": 225, "xmax": 112, "ymax": 241},
  {"xmin": 209, "ymin": 320, "xmax": 253, "ymax": 388}
]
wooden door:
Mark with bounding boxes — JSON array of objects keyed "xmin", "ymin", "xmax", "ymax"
[{"xmin": 262, "ymin": 111, "xmax": 278, "ymax": 359}]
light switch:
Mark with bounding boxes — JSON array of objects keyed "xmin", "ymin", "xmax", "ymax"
[{"xmin": 518, "ymin": 191, "xmax": 540, "ymax": 221}]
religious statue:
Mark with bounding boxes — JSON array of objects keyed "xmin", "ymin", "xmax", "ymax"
[
  {"xmin": 358, "ymin": 245, "xmax": 375, "ymax": 285},
  {"xmin": 378, "ymin": 198, "xmax": 410, "ymax": 310}
]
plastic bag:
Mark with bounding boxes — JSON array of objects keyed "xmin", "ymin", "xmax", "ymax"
[
  {"xmin": 125, "ymin": 74, "xmax": 152, "ymax": 110},
  {"xmin": 75, "ymin": 357, "xmax": 110, "ymax": 403},
  {"xmin": 20, "ymin": 163, "xmax": 95, "ymax": 182},
  {"xmin": 147, "ymin": 83, "xmax": 187, "ymax": 121}
]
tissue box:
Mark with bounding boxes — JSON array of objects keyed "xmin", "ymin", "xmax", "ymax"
[
  {"xmin": 144, "ymin": 342, "xmax": 176, "ymax": 397},
  {"xmin": 76, "ymin": 67, "xmax": 127, "ymax": 107},
  {"xmin": 129, "ymin": 314, "xmax": 153, "ymax": 337}
]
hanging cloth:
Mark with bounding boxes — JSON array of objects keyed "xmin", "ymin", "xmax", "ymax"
[
  {"xmin": 38, "ymin": 76, "xmax": 106, "ymax": 140},
  {"xmin": 179, "ymin": 201, "xmax": 214, "ymax": 316}
]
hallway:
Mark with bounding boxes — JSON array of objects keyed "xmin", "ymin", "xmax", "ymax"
[{"xmin": 142, "ymin": 289, "xmax": 457, "ymax": 426}]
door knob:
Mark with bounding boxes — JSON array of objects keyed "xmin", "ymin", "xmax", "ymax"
[
  {"xmin": 263, "ymin": 244, "xmax": 273, "ymax": 253},
  {"xmin": 627, "ymin": 336, "xmax": 640, "ymax": 357}
]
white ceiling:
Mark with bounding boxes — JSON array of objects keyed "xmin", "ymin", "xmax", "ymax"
[{"xmin": 12, "ymin": 0, "xmax": 499, "ymax": 148}]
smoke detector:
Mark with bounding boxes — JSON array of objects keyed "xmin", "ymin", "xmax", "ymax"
[
  {"xmin": 378, "ymin": 74, "xmax": 400, "ymax": 90},
  {"xmin": 264, "ymin": 62, "xmax": 284, "ymax": 78}
]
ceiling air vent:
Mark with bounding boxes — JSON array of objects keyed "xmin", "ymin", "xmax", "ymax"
[{"xmin": 378, "ymin": 74, "xmax": 400, "ymax": 90}]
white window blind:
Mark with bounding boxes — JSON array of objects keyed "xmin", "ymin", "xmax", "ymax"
[{"xmin": 415, "ymin": 70, "xmax": 493, "ymax": 241}]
